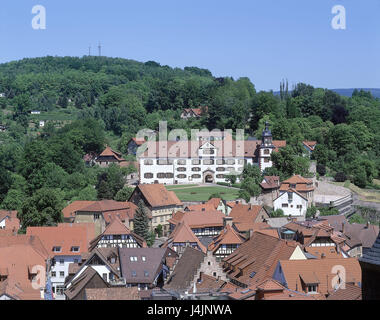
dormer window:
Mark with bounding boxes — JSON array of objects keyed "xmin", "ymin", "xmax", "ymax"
[
  {"xmin": 131, "ymin": 271, "xmax": 137, "ymax": 277},
  {"xmin": 142, "ymin": 256, "xmax": 146, "ymax": 262},
  {"xmin": 307, "ymin": 285, "xmax": 318, "ymax": 293},
  {"xmin": 144, "ymin": 271, "xmax": 149, "ymax": 277},
  {"xmin": 52, "ymin": 246, "xmax": 61, "ymax": 252},
  {"xmin": 71, "ymin": 246, "xmax": 80, "ymax": 252},
  {"xmin": 130, "ymin": 256, "xmax": 138, "ymax": 262}
]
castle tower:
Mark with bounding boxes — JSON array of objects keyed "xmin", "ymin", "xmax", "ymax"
[{"xmin": 259, "ymin": 122, "xmax": 275, "ymax": 172}]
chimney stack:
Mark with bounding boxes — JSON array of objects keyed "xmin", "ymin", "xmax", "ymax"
[
  {"xmin": 342, "ymin": 222, "xmax": 345, "ymax": 233},
  {"xmin": 366, "ymin": 221, "xmax": 370, "ymax": 229}
]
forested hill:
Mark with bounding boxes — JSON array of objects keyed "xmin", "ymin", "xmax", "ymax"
[{"xmin": 0, "ymin": 56, "xmax": 380, "ymax": 230}]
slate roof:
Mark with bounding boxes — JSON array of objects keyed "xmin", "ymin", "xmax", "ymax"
[
  {"xmin": 65, "ymin": 267, "xmax": 109, "ymax": 300},
  {"xmin": 119, "ymin": 248, "xmax": 168, "ymax": 285},
  {"xmin": 360, "ymin": 231, "xmax": 380, "ymax": 266},
  {"xmin": 165, "ymin": 247, "xmax": 206, "ymax": 291}
]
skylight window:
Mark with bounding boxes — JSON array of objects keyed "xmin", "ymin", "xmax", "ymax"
[
  {"xmin": 144, "ymin": 271, "xmax": 149, "ymax": 277},
  {"xmin": 131, "ymin": 271, "xmax": 137, "ymax": 277},
  {"xmin": 130, "ymin": 256, "xmax": 137, "ymax": 262},
  {"xmin": 141, "ymin": 256, "xmax": 146, "ymax": 262},
  {"xmin": 249, "ymin": 272, "xmax": 256, "ymax": 278}
]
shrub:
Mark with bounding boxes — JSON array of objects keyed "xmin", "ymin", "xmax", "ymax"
[
  {"xmin": 335, "ymin": 172, "xmax": 347, "ymax": 182},
  {"xmin": 316, "ymin": 164, "xmax": 326, "ymax": 176}
]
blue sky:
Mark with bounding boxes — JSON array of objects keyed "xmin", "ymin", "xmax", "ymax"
[{"xmin": 0, "ymin": 0, "xmax": 379, "ymax": 91}]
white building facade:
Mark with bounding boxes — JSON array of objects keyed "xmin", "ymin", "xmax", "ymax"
[
  {"xmin": 50, "ymin": 255, "xmax": 82, "ymax": 299},
  {"xmin": 138, "ymin": 124, "xmax": 285, "ymax": 185},
  {"xmin": 273, "ymin": 191, "xmax": 308, "ymax": 217}
]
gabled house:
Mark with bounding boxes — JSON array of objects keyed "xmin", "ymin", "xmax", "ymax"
[
  {"xmin": 64, "ymin": 267, "xmax": 109, "ymax": 300},
  {"xmin": 303, "ymin": 141, "xmax": 317, "ymax": 156},
  {"xmin": 88, "ymin": 216, "xmax": 146, "ymax": 251},
  {"xmin": 95, "ymin": 146, "xmax": 127, "ymax": 168},
  {"xmin": 228, "ymin": 204, "xmax": 270, "ymax": 237},
  {"xmin": 129, "ymin": 184, "xmax": 183, "ymax": 236},
  {"xmin": 273, "ymin": 189, "xmax": 308, "ymax": 217},
  {"xmin": 180, "ymin": 107, "xmax": 208, "ymax": 119},
  {"xmin": 65, "ymin": 247, "xmax": 122, "ymax": 289},
  {"xmin": 26, "ymin": 224, "xmax": 91, "ymax": 299},
  {"xmin": 168, "ymin": 210, "xmax": 225, "ymax": 238},
  {"xmin": 279, "ymin": 175, "xmax": 315, "ymax": 206},
  {"xmin": 208, "ymin": 222, "xmax": 246, "ymax": 261},
  {"xmin": 163, "ymin": 222, "xmax": 207, "ymax": 254},
  {"xmin": 63, "ymin": 200, "xmax": 138, "ymax": 236},
  {"xmin": 185, "ymin": 198, "xmax": 230, "ymax": 215}
]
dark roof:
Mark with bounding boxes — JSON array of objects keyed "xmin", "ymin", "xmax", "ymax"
[
  {"xmin": 65, "ymin": 267, "xmax": 108, "ymax": 300},
  {"xmin": 119, "ymin": 248, "xmax": 168, "ymax": 284},
  {"xmin": 165, "ymin": 247, "xmax": 206, "ymax": 291},
  {"xmin": 360, "ymin": 231, "xmax": 380, "ymax": 266}
]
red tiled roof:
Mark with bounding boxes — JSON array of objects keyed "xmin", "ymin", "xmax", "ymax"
[
  {"xmin": 208, "ymin": 225, "xmax": 246, "ymax": 253},
  {"xmin": 140, "ymin": 140, "xmax": 286, "ymax": 158},
  {"xmin": 260, "ymin": 176, "xmax": 280, "ymax": 190},
  {"xmin": 98, "ymin": 146, "xmax": 125, "ymax": 161},
  {"xmin": 165, "ymin": 222, "xmax": 207, "ymax": 253},
  {"xmin": 168, "ymin": 210, "xmax": 225, "ymax": 229},
  {"xmin": 62, "ymin": 201, "xmax": 97, "ymax": 219},
  {"xmin": 135, "ymin": 184, "xmax": 183, "ymax": 208},
  {"xmin": 278, "ymin": 258, "xmax": 361, "ymax": 296},
  {"xmin": 303, "ymin": 141, "xmax": 317, "ymax": 151},
  {"xmin": 26, "ymin": 224, "xmax": 90, "ymax": 257},
  {"xmin": 222, "ymin": 232, "xmax": 298, "ymax": 287},
  {"xmin": 0, "ymin": 237, "xmax": 48, "ymax": 300}
]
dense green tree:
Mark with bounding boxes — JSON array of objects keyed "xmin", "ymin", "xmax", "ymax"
[{"xmin": 134, "ymin": 200, "xmax": 150, "ymax": 241}]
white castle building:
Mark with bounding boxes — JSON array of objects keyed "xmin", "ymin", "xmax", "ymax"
[{"xmin": 137, "ymin": 123, "xmax": 286, "ymax": 185}]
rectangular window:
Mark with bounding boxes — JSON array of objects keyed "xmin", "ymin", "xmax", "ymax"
[
  {"xmin": 51, "ymin": 272, "xmax": 56, "ymax": 277},
  {"xmin": 60, "ymin": 272, "xmax": 65, "ymax": 278},
  {"xmin": 52, "ymin": 246, "xmax": 61, "ymax": 252},
  {"xmin": 282, "ymin": 204, "xmax": 288, "ymax": 208},
  {"xmin": 59, "ymin": 259, "xmax": 64, "ymax": 265},
  {"xmin": 192, "ymin": 159, "xmax": 200, "ymax": 165},
  {"xmin": 71, "ymin": 246, "xmax": 80, "ymax": 252}
]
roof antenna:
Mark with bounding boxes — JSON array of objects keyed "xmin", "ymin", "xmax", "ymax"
[{"xmin": 88, "ymin": 45, "xmax": 91, "ymax": 56}]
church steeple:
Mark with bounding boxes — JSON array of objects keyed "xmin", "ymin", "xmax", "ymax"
[{"xmin": 261, "ymin": 121, "xmax": 274, "ymax": 147}]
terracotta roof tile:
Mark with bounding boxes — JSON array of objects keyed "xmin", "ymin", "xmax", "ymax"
[
  {"xmin": 135, "ymin": 184, "xmax": 183, "ymax": 208},
  {"xmin": 26, "ymin": 224, "xmax": 90, "ymax": 257},
  {"xmin": 85, "ymin": 287, "xmax": 140, "ymax": 300},
  {"xmin": 278, "ymin": 258, "xmax": 361, "ymax": 296}
]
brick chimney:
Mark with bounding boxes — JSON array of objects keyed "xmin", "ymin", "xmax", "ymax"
[{"xmin": 342, "ymin": 222, "xmax": 345, "ymax": 233}]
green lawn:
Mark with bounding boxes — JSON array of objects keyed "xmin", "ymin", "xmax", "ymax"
[
  {"xmin": 165, "ymin": 184, "xmax": 199, "ymax": 190},
  {"xmin": 166, "ymin": 185, "xmax": 241, "ymax": 202}
]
